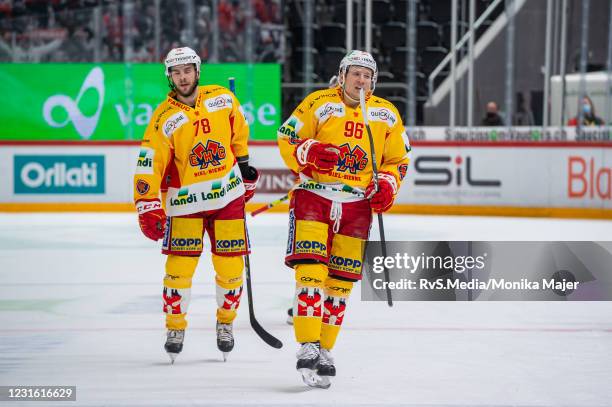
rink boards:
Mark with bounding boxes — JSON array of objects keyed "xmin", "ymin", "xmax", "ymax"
[{"xmin": 0, "ymin": 140, "xmax": 610, "ymax": 218}]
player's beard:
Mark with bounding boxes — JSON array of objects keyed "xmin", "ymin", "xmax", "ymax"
[{"xmin": 175, "ymin": 81, "xmax": 198, "ymax": 98}]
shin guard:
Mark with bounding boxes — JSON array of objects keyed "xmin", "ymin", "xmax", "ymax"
[
  {"xmin": 320, "ymin": 277, "xmax": 353, "ymax": 350},
  {"xmin": 293, "ymin": 263, "xmax": 328, "ymax": 343},
  {"xmin": 164, "ymin": 255, "xmax": 199, "ymax": 330},
  {"xmin": 213, "ymin": 254, "xmax": 244, "ymax": 324}
]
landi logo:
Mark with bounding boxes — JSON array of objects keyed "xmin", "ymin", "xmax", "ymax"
[
  {"xmin": 14, "ymin": 155, "xmax": 105, "ymax": 194},
  {"xmin": 567, "ymin": 156, "xmax": 611, "ymax": 200}
]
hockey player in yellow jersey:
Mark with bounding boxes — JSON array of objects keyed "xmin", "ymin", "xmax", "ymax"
[
  {"xmin": 133, "ymin": 47, "xmax": 259, "ymax": 363},
  {"xmin": 277, "ymin": 50, "xmax": 411, "ymax": 387}
]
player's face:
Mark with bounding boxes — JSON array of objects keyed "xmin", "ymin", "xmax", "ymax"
[
  {"xmin": 170, "ymin": 64, "xmax": 198, "ymax": 97},
  {"xmin": 343, "ymin": 66, "xmax": 373, "ymax": 101}
]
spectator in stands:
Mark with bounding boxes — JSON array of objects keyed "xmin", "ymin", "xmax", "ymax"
[
  {"xmin": 254, "ymin": 0, "xmax": 281, "ymax": 24},
  {"xmin": 481, "ymin": 101, "xmax": 504, "ymax": 126},
  {"xmin": 567, "ymin": 96, "xmax": 604, "ymax": 126},
  {"xmin": 514, "ymin": 92, "xmax": 534, "ymax": 125}
]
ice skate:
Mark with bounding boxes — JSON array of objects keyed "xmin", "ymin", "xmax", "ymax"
[
  {"xmin": 315, "ymin": 348, "xmax": 335, "ymax": 388},
  {"xmin": 216, "ymin": 322, "xmax": 234, "ymax": 362},
  {"xmin": 286, "ymin": 307, "xmax": 293, "ymax": 325},
  {"xmin": 164, "ymin": 329, "xmax": 184, "ymax": 364},
  {"xmin": 296, "ymin": 342, "xmax": 330, "ymax": 389}
]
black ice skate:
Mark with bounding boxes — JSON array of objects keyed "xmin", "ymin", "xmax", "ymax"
[
  {"xmin": 296, "ymin": 342, "xmax": 330, "ymax": 389},
  {"xmin": 216, "ymin": 322, "xmax": 234, "ymax": 362},
  {"xmin": 164, "ymin": 329, "xmax": 184, "ymax": 364},
  {"xmin": 286, "ymin": 307, "xmax": 293, "ymax": 325},
  {"xmin": 317, "ymin": 348, "xmax": 336, "ymax": 380}
]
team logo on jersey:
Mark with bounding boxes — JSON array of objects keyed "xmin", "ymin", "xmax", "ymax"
[
  {"xmin": 189, "ymin": 140, "xmax": 226, "ymax": 169},
  {"xmin": 136, "ymin": 179, "xmax": 150, "ymax": 195},
  {"xmin": 336, "ymin": 143, "xmax": 368, "ymax": 174},
  {"xmin": 398, "ymin": 163, "xmax": 408, "ymax": 181}
]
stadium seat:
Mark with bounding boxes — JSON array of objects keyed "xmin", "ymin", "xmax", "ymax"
[
  {"xmin": 380, "ymin": 22, "xmax": 407, "ymax": 52},
  {"xmin": 320, "ymin": 47, "xmax": 346, "ymax": 80},
  {"xmin": 427, "ymin": 0, "xmax": 454, "ymax": 24},
  {"xmin": 290, "ymin": 24, "xmax": 320, "ymax": 49},
  {"xmin": 387, "ymin": 96, "xmax": 408, "ymax": 122},
  {"xmin": 420, "ymin": 46, "xmax": 448, "ymax": 75},
  {"xmin": 441, "ymin": 21, "xmax": 469, "ymax": 49},
  {"xmin": 416, "ymin": 71, "xmax": 428, "ymax": 97},
  {"xmin": 417, "ymin": 21, "xmax": 440, "ymax": 50},
  {"xmin": 377, "ymin": 70, "xmax": 395, "ymax": 83},
  {"xmin": 389, "ymin": 47, "xmax": 409, "ymax": 81},
  {"xmin": 320, "ymin": 23, "xmax": 346, "ymax": 48},
  {"xmin": 393, "ymin": 0, "xmax": 408, "ymax": 20},
  {"xmin": 332, "ymin": 2, "xmax": 346, "ymax": 23},
  {"xmin": 372, "ymin": 0, "xmax": 392, "ymax": 24},
  {"xmin": 293, "ymin": 47, "xmax": 320, "ymax": 80}
]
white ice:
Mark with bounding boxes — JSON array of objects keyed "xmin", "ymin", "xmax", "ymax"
[{"xmin": 0, "ymin": 213, "xmax": 611, "ymax": 407}]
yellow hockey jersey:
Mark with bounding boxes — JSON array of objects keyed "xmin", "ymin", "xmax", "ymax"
[
  {"xmin": 134, "ymin": 85, "xmax": 249, "ymax": 216},
  {"xmin": 277, "ymin": 87, "xmax": 410, "ymax": 201}
]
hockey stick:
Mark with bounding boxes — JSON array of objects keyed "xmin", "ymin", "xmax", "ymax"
[
  {"xmin": 243, "ymin": 253, "xmax": 282, "ymax": 348},
  {"xmin": 359, "ymin": 88, "xmax": 393, "ymax": 307},
  {"xmin": 230, "ymin": 76, "xmax": 283, "ymax": 348},
  {"xmin": 251, "ymin": 193, "xmax": 289, "ymax": 217}
]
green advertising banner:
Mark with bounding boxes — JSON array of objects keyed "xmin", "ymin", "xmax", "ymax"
[{"xmin": 0, "ymin": 63, "xmax": 280, "ymax": 141}]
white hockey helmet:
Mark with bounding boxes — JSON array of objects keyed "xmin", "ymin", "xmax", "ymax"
[
  {"xmin": 164, "ymin": 47, "xmax": 201, "ymax": 77},
  {"xmin": 338, "ymin": 50, "xmax": 378, "ymax": 91}
]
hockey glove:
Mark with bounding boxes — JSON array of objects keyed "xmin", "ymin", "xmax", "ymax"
[
  {"xmin": 295, "ymin": 139, "xmax": 340, "ymax": 174},
  {"xmin": 239, "ymin": 162, "xmax": 260, "ymax": 203},
  {"xmin": 136, "ymin": 199, "xmax": 166, "ymax": 241},
  {"xmin": 365, "ymin": 172, "xmax": 398, "ymax": 213}
]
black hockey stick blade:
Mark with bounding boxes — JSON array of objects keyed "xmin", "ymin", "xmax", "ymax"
[
  {"xmin": 250, "ymin": 314, "xmax": 283, "ymax": 349},
  {"xmin": 245, "ymin": 254, "xmax": 283, "ymax": 349}
]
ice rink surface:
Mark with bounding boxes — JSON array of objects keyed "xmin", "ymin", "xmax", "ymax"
[{"xmin": 1, "ymin": 212, "xmax": 611, "ymax": 407}]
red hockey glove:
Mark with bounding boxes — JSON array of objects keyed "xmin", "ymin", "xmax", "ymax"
[
  {"xmin": 366, "ymin": 172, "xmax": 398, "ymax": 213},
  {"xmin": 239, "ymin": 163, "xmax": 260, "ymax": 203},
  {"xmin": 136, "ymin": 199, "xmax": 166, "ymax": 241},
  {"xmin": 295, "ymin": 139, "xmax": 340, "ymax": 174}
]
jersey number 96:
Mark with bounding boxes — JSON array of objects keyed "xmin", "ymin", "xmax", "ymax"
[{"xmin": 344, "ymin": 121, "xmax": 363, "ymax": 139}]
